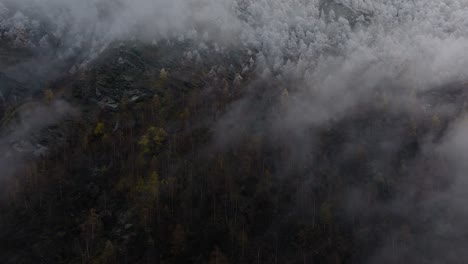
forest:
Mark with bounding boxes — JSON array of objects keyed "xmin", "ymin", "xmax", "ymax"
[{"xmin": 1, "ymin": 0, "xmax": 468, "ymax": 263}]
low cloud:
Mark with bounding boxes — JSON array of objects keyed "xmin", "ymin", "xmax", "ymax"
[
  {"xmin": 0, "ymin": 100, "xmax": 77, "ymax": 180},
  {"xmin": 2, "ymin": 0, "xmax": 468, "ymax": 262}
]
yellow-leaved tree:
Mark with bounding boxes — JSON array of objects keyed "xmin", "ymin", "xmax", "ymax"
[{"xmin": 138, "ymin": 127, "xmax": 168, "ymax": 154}]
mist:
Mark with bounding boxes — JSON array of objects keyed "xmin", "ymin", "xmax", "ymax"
[{"xmin": 2, "ymin": 0, "xmax": 468, "ymax": 263}]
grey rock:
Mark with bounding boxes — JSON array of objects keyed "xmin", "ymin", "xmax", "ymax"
[{"xmin": 98, "ymin": 96, "xmax": 119, "ymax": 109}]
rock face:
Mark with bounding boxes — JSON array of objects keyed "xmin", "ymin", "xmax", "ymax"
[{"xmin": 319, "ymin": 0, "xmax": 373, "ymax": 26}]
